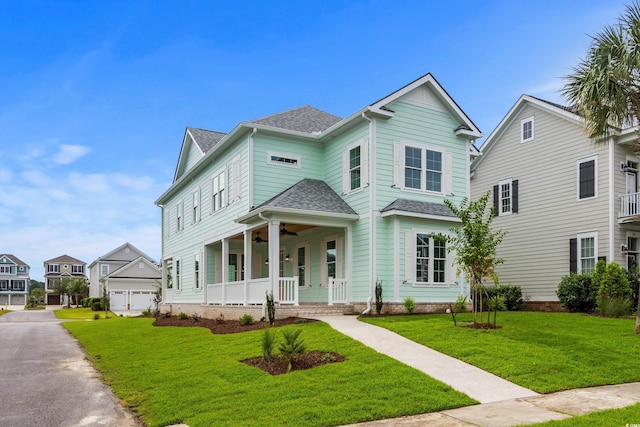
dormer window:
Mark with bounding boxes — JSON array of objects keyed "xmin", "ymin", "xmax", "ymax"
[{"xmin": 521, "ymin": 116, "xmax": 534, "ymax": 143}]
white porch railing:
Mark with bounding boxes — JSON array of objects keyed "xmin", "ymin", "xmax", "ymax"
[
  {"xmin": 328, "ymin": 278, "xmax": 348, "ymax": 305},
  {"xmin": 278, "ymin": 276, "xmax": 299, "ymax": 305},
  {"xmin": 620, "ymin": 192, "xmax": 640, "ymax": 218},
  {"xmin": 206, "ymin": 277, "xmax": 298, "ymax": 305}
]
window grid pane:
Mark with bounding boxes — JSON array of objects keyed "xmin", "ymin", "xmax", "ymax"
[
  {"xmin": 416, "ymin": 234, "xmax": 429, "ymax": 282},
  {"xmin": 297, "ymin": 247, "xmax": 305, "ymax": 287},
  {"xmin": 501, "ymin": 182, "xmax": 511, "ymax": 213},
  {"xmin": 580, "ymin": 237, "xmax": 595, "ymax": 274},
  {"xmin": 405, "ymin": 147, "xmax": 422, "ymax": 189}
]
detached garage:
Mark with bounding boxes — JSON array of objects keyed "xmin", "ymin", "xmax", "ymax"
[{"xmin": 101, "ymin": 256, "xmax": 161, "ymax": 312}]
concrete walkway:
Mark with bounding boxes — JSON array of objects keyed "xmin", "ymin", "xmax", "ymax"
[
  {"xmin": 312, "ymin": 315, "xmax": 538, "ymax": 403},
  {"xmin": 312, "ymin": 315, "xmax": 640, "ymax": 427}
]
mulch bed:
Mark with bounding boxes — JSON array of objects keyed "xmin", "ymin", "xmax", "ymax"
[
  {"xmin": 242, "ymin": 351, "xmax": 346, "ymax": 375},
  {"xmin": 151, "ymin": 315, "xmax": 347, "ymax": 374},
  {"xmin": 152, "ymin": 315, "xmax": 316, "ymax": 334}
]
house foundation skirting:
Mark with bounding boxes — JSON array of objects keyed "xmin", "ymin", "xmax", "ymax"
[
  {"xmin": 159, "ymin": 302, "xmax": 354, "ymax": 320},
  {"xmin": 353, "ymin": 301, "xmax": 456, "ymax": 315}
]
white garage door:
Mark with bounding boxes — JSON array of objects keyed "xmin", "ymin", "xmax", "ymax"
[
  {"xmin": 109, "ymin": 291, "xmax": 128, "ymax": 310},
  {"xmin": 130, "ymin": 291, "xmax": 155, "ymax": 310}
]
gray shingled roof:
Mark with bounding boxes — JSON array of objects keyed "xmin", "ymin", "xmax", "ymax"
[
  {"xmin": 528, "ymin": 95, "xmax": 579, "ymax": 115},
  {"xmin": 187, "ymin": 127, "xmax": 227, "ymax": 153},
  {"xmin": 255, "ymin": 179, "xmax": 357, "ymax": 215},
  {"xmin": 381, "ymin": 199, "xmax": 458, "ymax": 218},
  {"xmin": 247, "ymin": 105, "xmax": 342, "ymax": 134}
]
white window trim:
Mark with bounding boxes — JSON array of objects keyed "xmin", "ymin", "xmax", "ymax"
[
  {"xmin": 295, "ymin": 243, "xmax": 310, "ymax": 288},
  {"xmin": 405, "ymin": 229, "xmax": 455, "ymax": 287},
  {"xmin": 577, "ymin": 231, "xmax": 598, "ymax": 274},
  {"xmin": 210, "ymin": 167, "xmax": 227, "ymax": 214},
  {"xmin": 320, "ymin": 235, "xmax": 342, "ymax": 287},
  {"xmin": 193, "ymin": 252, "xmax": 202, "ymax": 290},
  {"xmin": 342, "ymin": 139, "xmax": 369, "ymax": 195},
  {"xmin": 175, "ymin": 258, "xmax": 182, "ymax": 292},
  {"xmin": 100, "ymin": 264, "xmax": 109, "ymax": 277},
  {"xmin": 397, "ymin": 141, "xmax": 451, "ymax": 196},
  {"xmin": 176, "ymin": 200, "xmax": 184, "ymax": 231},
  {"xmin": 521, "ymin": 116, "xmax": 534, "ymax": 143},
  {"xmin": 498, "ymin": 178, "xmax": 513, "ymax": 216},
  {"xmin": 577, "ymin": 155, "xmax": 598, "ymax": 201},
  {"xmin": 267, "ymin": 152, "xmax": 301, "ymax": 168},
  {"xmin": 192, "ymin": 187, "xmax": 201, "ymax": 224}
]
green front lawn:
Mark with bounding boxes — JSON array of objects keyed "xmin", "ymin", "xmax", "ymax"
[
  {"xmin": 531, "ymin": 402, "xmax": 640, "ymax": 426},
  {"xmin": 64, "ymin": 318, "xmax": 476, "ymax": 427},
  {"xmin": 362, "ymin": 312, "xmax": 640, "ymax": 393},
  {"xmin": 55, "ymin": 307, "xmax": 116, "ymax": 319}
]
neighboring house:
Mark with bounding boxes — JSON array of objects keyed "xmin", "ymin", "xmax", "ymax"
[
  {"xmin": 0, "ymin": 254, "xmax": 29, "ymax": 306},
  {"xmin": 471, "ymin": 94, "xmax": 640, "ymax": 303},
  {"xmin": 88, "ymin": 243, "xmax": 161, "ymax": 311},
  {"xmin": 155, "ymin": 72, "xmax": 483, "ymax": 315},
  {"xmin": 43, "ymin": 255, "xmax": 87, "ymax": 305}
]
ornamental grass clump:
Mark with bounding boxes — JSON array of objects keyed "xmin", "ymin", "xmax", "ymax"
[
  {"xmin": 262, "ymin": 328, "xmax": 277, "ymax": 362},
  {"xmin": 403, "ymin": 297, "xmax": 416, "ymax": 315}
]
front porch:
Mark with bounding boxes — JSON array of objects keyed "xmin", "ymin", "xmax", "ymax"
[{"xmin": 619, "ymin": 192, "xmax": 640, "ymax": 222}]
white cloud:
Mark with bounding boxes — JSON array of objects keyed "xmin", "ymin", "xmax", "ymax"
[{"xmin": 52, "ymin": 144, "xmax": 91, "ymax": 165}]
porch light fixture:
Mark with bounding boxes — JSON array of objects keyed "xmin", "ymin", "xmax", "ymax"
[
  {"xmin": 285, "ymin": 254, "xmax": 291, "ymax": 262},
  {"xmin": 265, "ymin": 259, "xmax": 269, "ymax": 265}
]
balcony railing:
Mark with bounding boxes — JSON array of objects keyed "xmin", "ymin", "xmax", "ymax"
[{"xmin": 620, "ymin": 192, "xmax": 640, "ymax": 219}]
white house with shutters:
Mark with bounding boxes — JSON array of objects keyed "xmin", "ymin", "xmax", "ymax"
[{"xmin": 471, "ymin": 95, "xmax": 640, "ymax": 303}]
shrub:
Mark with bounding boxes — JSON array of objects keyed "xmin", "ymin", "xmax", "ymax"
[
  {"xmin": 627, "ymin": 265, "xmax": 640, "ymax": 311},
  {"xmin": 215, "ymin": 313, "xmax": 225, "ymax": 324},
  {"xmin": 403, "ymin": 297, "xmax": 416, "ymax": 315},
  {"xmin": 279, "ymin": 329, "xmax": 306, "ymax": 372},
  {"xmin": 591, "ymin": 259, "xmax": 607, "ymax": 291},
  {"xmin": 320, "ymin": 353, "xmax": 336, "ymax": 363},
  {"xmin": 454, "ymin": 294, "xmax": 467, "ymax": 312},
  {"xmin": 482, "ymin": 285, "xmax": 523, "ymax": 311},
  {"xmin": 556, "ymin": 274, "xmax": 596, "ymax": 313},
  {"xmin": 92, "ymin": 301, "xmax": 102, "ymax": 312},
  {"xmin": 375, "ymin": 279, "xmax": 383, "ymax": 315},
  {"xmin": 262, "ymin": 328, "xmax": 277, "ymax": 362},
  {"xmin": 93, "ymin": 313, "xmax": 100, "ymax": 320},
  {"xmin": 597, "ymin": 262, "xmax": 632, "ymax": 309},
  {"xmin": 294, "ymin": 318, "xmax": 307, "ymax": 324},
  {"xmin": 599, "ymin": 297, "xmax": 633, "ymax": 318},
  {"xmin": 239, "ymin": 314, "xmax": 254, "ymax": 325},
  {"xmin": 178, "ymin": 312, "xmax": 188, "ymax": 320}
]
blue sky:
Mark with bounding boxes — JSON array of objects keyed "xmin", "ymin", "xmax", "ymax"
[{"xmin": 0, "ymin": 0, "xmax": 630, "ymax": 281}]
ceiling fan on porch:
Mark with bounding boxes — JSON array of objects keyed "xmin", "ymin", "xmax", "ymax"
[
  {"xmin": 280, "ymin": 223, "xmax": 298, "ymax": 236},
  {"xmin": 253, "ymin": 232, "xmax": 268, "ymax": 243}
]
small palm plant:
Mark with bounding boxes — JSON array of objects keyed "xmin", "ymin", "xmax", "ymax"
[{"xmin": 278, "ymin": 329, "xmax": 306, "ymax": 372}]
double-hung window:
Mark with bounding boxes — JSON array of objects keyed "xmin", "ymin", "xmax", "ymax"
[
  {"xmin": 175, "ymin": 259, "xmax": 181, "ymax": 291},
  {"xmin": 493, "ymin": 179, "xmax": 519, "ymax": 216},
  {"xmin": 194, "ymin": 253, "xmax": 201, "ymax": 289},
  {"xmin": 72, "ymin": 265, "xmax": 83, "ymax": 274},
  {"xmin": 577, "ymin": 232, "xmax": 597, "ymax": 274},
  {"xmin": 176, "ymin": 201, "xmax": 184, "ymax": 231},
  {"xmin": 414, "ymin": 233, "xmax": 448, "ymax": 285},
  {"xmin": 578, "ymin": 156, "xmax": 597, "ymax": 200},
  {"xmin": 192, "ymin": 189, "xmax": 200, "ymax": 223},
  {"xmin": 521, "ymin": 116, "xmax": 534, "ymax": 142},
  {"xmin": 404, "ymin": 145, "xmax": 443, "ymax": 193},
  {"xmin": 349, "ymin": 146, "xmax": 361, "ymax": 190},
  {"xmin": 211, "ymin": 170, "xmax": 225, "ymax": 213},
  {"xmin": 343, "ymin": 140, "xmax": 368, "ymax": 194}
]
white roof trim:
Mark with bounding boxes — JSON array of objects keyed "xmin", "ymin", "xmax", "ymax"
[{"xmin": 379, "ymin": 209, "xmax": 462, "ymax": 222}]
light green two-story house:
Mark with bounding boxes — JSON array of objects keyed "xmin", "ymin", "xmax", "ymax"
[{"xmin": 155, "ymin": 73, "xmax": 481, "ymax": 317}]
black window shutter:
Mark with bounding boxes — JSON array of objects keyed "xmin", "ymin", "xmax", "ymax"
[
  {"xmin": 569, "ymin": 238, "xmax": 577, "ymax": 273},
  {"xmin": 598, "ymin": 256, "xmax": 606, "ymax": 262},
  {"xmin": 512, "ymin": 180, "xmax": 519, "ymax": 213},
  {"xmin": 579, "ymin": 160, "xmax": 595, "ymax": 199},
  {"xmin": 493, "ymin": 185, "xmax": 499, "ymax": 216}
]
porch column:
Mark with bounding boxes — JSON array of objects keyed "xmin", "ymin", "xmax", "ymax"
[
  {"xmin": 222, "ymin": 237, "xmax": 229, "ymax": 305},
  {"xmin": 345, "ymin": 225, "xmax": 352, "ymax": 304},
  {"xmin": 243, "ymin": 230, "xmax": 252, "ymax": 306},
  {"xmin": 267, "ymin": 220, "xmax": 280, "ymax": 301}
]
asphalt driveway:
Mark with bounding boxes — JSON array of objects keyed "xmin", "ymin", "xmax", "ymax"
[{"xmin": 0, "ymin": 310, "xmax": 139, "ymax": 427}]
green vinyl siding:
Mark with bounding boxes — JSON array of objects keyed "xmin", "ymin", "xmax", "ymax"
[{"xmin": 252, "ymin": 134, "xmax": 324, "ymax": 207}]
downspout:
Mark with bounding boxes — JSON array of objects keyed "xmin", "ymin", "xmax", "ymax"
[
  {"xmin": 248, "ymin": 128, "xmax": 257, "ymax": 209},
  {"xmin": 361, "ymin": 112, "xmax": 375, "ymax": 314}
]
